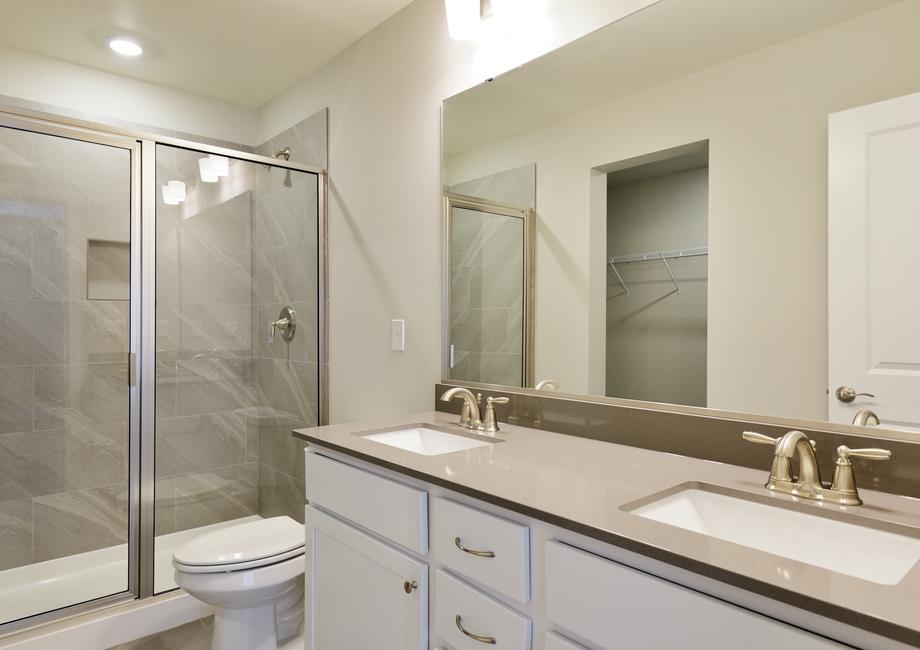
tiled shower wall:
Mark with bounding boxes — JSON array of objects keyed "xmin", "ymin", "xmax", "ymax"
[
  {"xmin": 253, "ymin": 108, "xmax": 325, "ymax": 523},
  {"xmin": 447, "ymin": 164, "xmax": 534, "ymax": 386},
  {"xmin": 153, "ymin": 148, "xmax": 261, "ymax": 538},
  {"xmin": 0, "ymin": 129, "xmax": 131, "ymax": 570}
]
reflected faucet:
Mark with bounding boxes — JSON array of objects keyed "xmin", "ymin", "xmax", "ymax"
[
  {"xmin": 534, "ymin": 379, "xmax": 559, "ymax": 391},
  {"xmin": 851, "ymin": 409, "xmax": 880, "ymax": 426}
]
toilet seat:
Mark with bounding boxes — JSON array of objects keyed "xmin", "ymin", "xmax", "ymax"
[{"xmin": 173, "ymin": 517, "xmax": 305, "ymax": 574}]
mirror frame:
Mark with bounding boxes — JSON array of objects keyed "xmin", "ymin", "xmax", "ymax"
[{"xmin": 442, "ymin": 193, "xmax": 535, "ymax": 388}]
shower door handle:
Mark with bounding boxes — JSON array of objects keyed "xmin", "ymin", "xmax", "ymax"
[{"xmin": 128, "ymin": 352, "xmax": 137, "ymax": 387}]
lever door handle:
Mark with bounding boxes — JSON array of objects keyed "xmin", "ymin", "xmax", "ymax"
[{"xmin": 835, "ymin": 386, "xmax": 875, "ymax": 403}]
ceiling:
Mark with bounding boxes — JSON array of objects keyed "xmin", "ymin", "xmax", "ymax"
[
  {"xmin": 0, "ymin": 0, "xmax": 415, "ymax": 108},
  {"xmin": 444, "ymin": 0, "xmax": 902, "ymax": 157}
]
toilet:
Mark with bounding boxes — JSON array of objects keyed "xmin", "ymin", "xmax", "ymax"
[{"xmin": 173, "ymin": 516, "xmax": 306, "ymax": 650}]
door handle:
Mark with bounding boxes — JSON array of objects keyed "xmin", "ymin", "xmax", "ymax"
[{"xmin": 835, "ymin": 386, "xmax": 875, "ymax": 403}]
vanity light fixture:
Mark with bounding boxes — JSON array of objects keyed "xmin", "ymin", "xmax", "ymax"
[
  {"xmin": 108, "ymin": 37, "xmax": 143, "ymax": 57},
  {"xmin": 445, "ymin": 0, "xmax": 489, "ymax": 40},
  {"xmin": 198, "ymin": 157, "xmax": 219, "ymax": 182},
  {"xmin": 161, "ymin": 180, "xmax": 186, "ymax": 205}
]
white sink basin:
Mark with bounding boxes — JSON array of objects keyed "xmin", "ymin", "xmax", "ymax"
[
  {"xmin": 361, "ymin": 426, "xmax": 494, "ymax": 456},
  {"xmin": 631, "ymin": 487, "xmax": 920, "ymax": 585}
]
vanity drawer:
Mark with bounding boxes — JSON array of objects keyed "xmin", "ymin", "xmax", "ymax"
[
  {"xmin": 545, "ymin": 632, "xmax": 587, "ymax": 650},
  {"xmin": 544, "ymin": 541, "xmax": 847, "ymax": 649},
  {"xmin": 432, "ymin": 497, "xmax": 530, "ymax": 603},
  {"xmin": 304, "ymin": 451, "xmax": 428, "ymax": 554},
  {"xmin": 435, "ymin": 569, "xmax": 532, "ymax": 650}
]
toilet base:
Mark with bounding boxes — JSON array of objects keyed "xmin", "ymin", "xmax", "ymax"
[{"xmin": 212, "ymin": 604, "xmax": 278, "ymax": 650}]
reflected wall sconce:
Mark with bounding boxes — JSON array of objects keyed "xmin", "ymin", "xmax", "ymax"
[
  {"xmin": 161, "ymin": 180, "xmax": 186, "ymax": 205},
  {"xmin": 198, "ymin": 154, "xmax": 229, "ymax": 182}
]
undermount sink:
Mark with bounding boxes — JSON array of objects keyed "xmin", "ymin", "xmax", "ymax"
[
  {"xmin": 359, "ymin": 425, "xmax": 496, "ymax": 456},
  {"xmin": 628, "ymin": 485, "xmax": 920, "ymax": 585}
]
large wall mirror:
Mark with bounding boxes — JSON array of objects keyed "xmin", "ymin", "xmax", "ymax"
[{"xmin": 441, "ymin": 0, "xmax": 920, "ymax": 434}]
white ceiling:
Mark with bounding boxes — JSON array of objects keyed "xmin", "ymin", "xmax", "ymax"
[
  {"xmin": 0, "ymin": 0, "xmax": 415, "ymax": 108},
  {"xmin": 444, "ymin": 0, "xmax": 902, "ymax": 157}
]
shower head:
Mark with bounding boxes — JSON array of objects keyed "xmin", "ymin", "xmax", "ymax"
[{"xmin": 273, "ymin": 146, "xmax": 291, "ymax": 161}]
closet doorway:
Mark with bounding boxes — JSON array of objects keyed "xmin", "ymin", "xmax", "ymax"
[{"xmin": 603, "ymin": 142, "xmax": 709, "ymax": 407}]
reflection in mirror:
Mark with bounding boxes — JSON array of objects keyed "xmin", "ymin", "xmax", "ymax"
[
  {"xmin": 445, "ymin": 193, "xmax": 533, "ymax": 387},
  {"xmin": 442, "ymin": 0, "xmax": 920, "ymax": 432}
]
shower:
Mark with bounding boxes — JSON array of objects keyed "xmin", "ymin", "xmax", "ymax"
[{"xmin": 0, "ymin": 109, "xmax": 325, "ymax": 631}]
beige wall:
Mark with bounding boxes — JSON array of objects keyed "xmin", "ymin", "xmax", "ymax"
[
  {"xmin": 0, "ymin": 45, "xmax": 257, "ymax": 145},
  {"xmin": 446, "ymin": 0, "xmax": 920, "ymax": 420},
  {"xmin": 257, "ymin": 0, "xmax": 657, "ymax": 423},
  {"xmin": 606, "ymin": 167, "xmax": 708, "ymax": 406}
]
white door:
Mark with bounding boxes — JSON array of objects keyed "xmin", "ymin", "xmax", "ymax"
[
  {"xmin": 829, "ymin": 91, "xmax": 920, "ymax": 428},
  {"xmin": 305, "ymin": 506, "xmax": 428, "ymax": 650}
]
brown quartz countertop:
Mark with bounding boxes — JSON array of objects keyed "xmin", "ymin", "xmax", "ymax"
[{"xmin": 294, "ymin": 411, "xmax": 920, "ymax": 647}]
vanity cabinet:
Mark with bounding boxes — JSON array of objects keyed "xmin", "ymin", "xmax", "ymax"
[
  {"xmin": 435, "ymin": 569, "xmax": 533, "ymax": 649},
  {"xmin": 431, "ymin": 496, "xmax": 531, "ymax": 604},
  {"xmin": 304, "ymin": 505, "xmax": 428, "ymax": 650},
  {"xmin": 544, "ymin": 541, "xmax": 844, "ymax": 650},
  {"xmin": 304, "ymin": 447, "xmax": 851, "ymax": 650}
]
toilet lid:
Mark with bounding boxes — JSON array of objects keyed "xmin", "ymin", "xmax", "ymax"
[{"xmin": 173, "ymin": 516, "xmax": 304, "ymax": 567}]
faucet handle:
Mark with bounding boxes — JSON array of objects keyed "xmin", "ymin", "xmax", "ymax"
[
  {"xmin": 742, "ymin": 431, "xmax": 779, "ymax": 446},
  {"xmin": 481, "ymin": 396, "xmax": 510, "ymax": 434},
  {"xmin": 830, "ymin": 445, "xmax": 891, "ymax": 505},
  {"xmin": 837, "ymin": 446, "xmax": 891, "ymax": 462}
]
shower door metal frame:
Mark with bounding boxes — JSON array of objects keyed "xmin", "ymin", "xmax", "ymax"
[
  {"xmin": 0, "ymin": 112, "xmax": 144, "ymax": 634},
  {"xmin": 0, "ymin": 104, "xmax": 329, "ymax": 633},
  {"xmin": 442, "ymin": 193, "xmax": 535, "ymax": 388}
]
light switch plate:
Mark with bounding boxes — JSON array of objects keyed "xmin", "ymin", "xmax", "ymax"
[{"xmin": 391, "ymin": 319, "xmax": 405, "ymax": 352}]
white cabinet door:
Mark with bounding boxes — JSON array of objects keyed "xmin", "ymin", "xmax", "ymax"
[
  {"xmin": 828, "ymin": 91, "xmax": 920, "ymax": 427},
  {"xmin": 305, "ymin": 506, "xmax": 427, "ymax": 650}
]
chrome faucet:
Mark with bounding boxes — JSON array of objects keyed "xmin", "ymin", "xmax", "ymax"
[
  {"xmin": 851, "ymin": 409, "xmax": 880, "ymax": 426},
  {"xmin": 440, "ymin": 387, "xmax": 482, "ymax": 429},
  {"xmin": 744, "ymin": 430, "xmax": 891, "ymax": 506}
]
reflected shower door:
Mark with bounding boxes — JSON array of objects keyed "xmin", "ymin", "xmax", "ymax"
[
  {"xmin": 447, "ymin": 198, "xmax": 529, "ymax": 387},
  {"xmin": 153, "ymin": 144, "xmax": 320, "ymax": 593},
  {"xmin": 0, "ymin": 123, "xmax": 135, "ymax": 624}
]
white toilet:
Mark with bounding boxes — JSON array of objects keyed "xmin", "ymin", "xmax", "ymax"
[{"xmin": 173, "ymin": 516, "xmax": 306, "ymax": 650}]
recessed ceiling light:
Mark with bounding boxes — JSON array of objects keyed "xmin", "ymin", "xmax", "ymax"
[{"xmin": 108, "ymin": 38, "xmax": 143, "ymax": 57}]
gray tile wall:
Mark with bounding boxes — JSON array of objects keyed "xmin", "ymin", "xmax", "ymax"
[
  {"xmin": 447, "ymin": 165, "xmax": 534, "ymax": 387},
  {"xmin": 0, "ymin": 128, "xmax": 131, "ymax": 571},
  {"xmin": 154, "ymin": 147, "xmax": 261, "ymax": 540},
  {"xmin": 253, "ymin": 108, "xmax": 325, "ymax": 523}
]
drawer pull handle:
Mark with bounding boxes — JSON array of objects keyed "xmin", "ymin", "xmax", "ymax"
[
  {"xmin": 454, "ymin": 536, "xmax": 496, "ymax": 558},
  {"xmin": 403, "ymin": 580, "xmax": 418, "ymax": 594},
  {"xmin": 455, "ymin": 615, "xmax": 496, "ymax": 645}
]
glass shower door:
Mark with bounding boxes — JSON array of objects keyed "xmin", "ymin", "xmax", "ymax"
[
  {"xmin": 0, "ymin": 122, "xmax": 136, "ymax": 624},
  {"xmin": 152, "ymin": 144, "xmax": 320, "ymax": 593}
]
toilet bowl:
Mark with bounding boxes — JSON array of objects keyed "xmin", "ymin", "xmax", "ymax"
[{"xmin": 173, "ymin": 516, "xmax": 305, "ymax": 650}]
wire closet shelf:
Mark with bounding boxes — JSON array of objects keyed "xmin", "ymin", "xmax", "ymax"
[{"xmin": 607, "ymin": 246, "xmax": 708, "ymax": 295}]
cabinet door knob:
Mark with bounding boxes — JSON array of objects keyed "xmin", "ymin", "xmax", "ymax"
[
  {"xmin": 403, "ymin": 580, "xmax": 418, "ymax": 594},
  {"xmin": 454, "ymin": 536, "xmax": 496, "ymax": 558},
  {"xmin": 455, "ymin": 615, "xmax": 496, "ymax": 644}
]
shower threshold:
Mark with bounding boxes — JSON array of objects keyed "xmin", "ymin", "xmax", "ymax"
[{"xmin": 0, "ymin": 515, "xmax": 260, "ymax": 626}]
